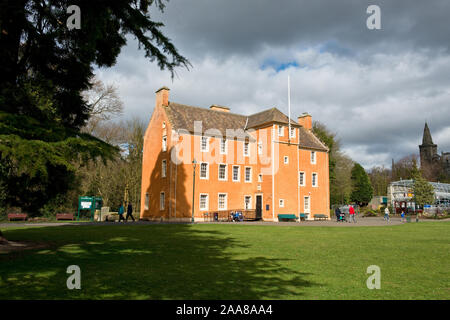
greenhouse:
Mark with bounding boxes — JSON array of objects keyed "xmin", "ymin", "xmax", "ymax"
[{"xmin": 387, "ymin": 180, "xmax": 450, "ymax": 213}]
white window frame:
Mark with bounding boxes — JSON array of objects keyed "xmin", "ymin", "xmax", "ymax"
[
  {"xmin": 162, "ymin": 159, "xmax": 167, "ymax": 178},
  {"xmin": 304, "ymin": 196, "xmax": 310, "ymax": 213},
  {"xmin": 244, "ymin": 195, "xmax": 252, "ymax": 210},
  {"xmin": 290, "ymin": 127, "xmax": 296, "ymax": 138},
  {"xmin": 218, "ymin": 163, "xmax": 227, "ymax": 181},
  {"xmin": 258, "ymin": 141, "xmax": 263, "ymax": 155},
  {"xmin": 244, "ymin": 166, "xmax": 252, "ymax": 183},
  {"xmin": 284, "ymin": 156, "xmax": 289, "ymax": 164},
  {"xmin": 243, "ymin": 141, "xmax": 250, "ymax": 157},
  {"xmin": 162, "ymin": 135, "xmax": 167, "ymax": 152},
  {"xmin": 312, "ymin": 172, "xmax": 318, "ymax": 187},
  {"xmin": 258, "ymin": 173, "xmax": 263, "ymax": 182},
  {"xmin": 160, "ymin": 192, "xmax": 165, "ymax": 210},
  {"xmin": 220, "ymin": 138, "xmax": 227, "ymax": 155},
  {"xmin": 199, "ymin": 193, "xmax": 209, "ymax": 211},
  {"xmin": 278, "ymin": 125, "xmax": 284, "ymax": 137},
  {"xmin": 200, "ymin": 162, "xmax": 209, "ymax": 180},
  {"xmin": 279, "ymin": 199, "xmax": 285, "ymax": 208},
  {"xmin": 299, "ymin": 171, "xmax": 305, "ymax": 186},
  {"xmin": 145, "ymin": 193, "xmax": 149, "ymax": 210},
  {"xmin": 232, "ymin": 165, "xmax": 240, "ymax": 182},
  {"xmin": 201, "ymin": 136, "xmax": 209, "ymax": 152},
  {"xmin": 218, "ymin": 193, "xmax": 228, "ymax": 211},
  {"xmin": 311, "ymin": 151, "xmax": 316, "ymax": 164}
]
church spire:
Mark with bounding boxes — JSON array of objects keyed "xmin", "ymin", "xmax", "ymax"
[{"xmin": 422, "ymin": 122, "xmax": 434, "ymax": 145}]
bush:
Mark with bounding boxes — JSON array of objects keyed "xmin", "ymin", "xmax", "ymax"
[
  {"xmin": 360, "ymin": 207, "xmax": 378, "ymax": 217},
  {"xmin": 421, "ymin": 210, "xmax": 450, "ymax": 220},
  {"xmin": 38, "ymin": 194, "xmax": 76, "ymax": 219}
]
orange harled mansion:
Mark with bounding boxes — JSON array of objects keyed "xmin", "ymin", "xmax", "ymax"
[{"xmin": 140, "ymin": 87, "xmax": 330, "ymax": 221}]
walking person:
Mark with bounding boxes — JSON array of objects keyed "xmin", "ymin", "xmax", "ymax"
[
  {"xmin": 118, "ymin": 203, "xmax": 125, "ymax": 222},
  {"xmin": 349, "ymin": 205, "xmax": 356, "ymax": 223},
  {"xmin": 384, "ymin": 206, "xmax": 390, "ymax": 222},
  {"xmin": 335, "ymin": 207, "xmax": 341, "ymax": 222},
  {"xmin": 126, "ymin": 202, "xmax": 135, "ymax": 222},
  {"xmin": 401, "ymin": 210, "xmax": 405, "ymax": 222}
]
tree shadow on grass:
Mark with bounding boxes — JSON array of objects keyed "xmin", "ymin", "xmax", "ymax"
[{"xmin": 0, "ymin": 224, "xmax": 318, "ymax": 300}]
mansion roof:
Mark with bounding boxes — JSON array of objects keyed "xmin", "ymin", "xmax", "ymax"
[{"xmin": 164, "ymin": 102, "xmax": 328, "ymax": 152}]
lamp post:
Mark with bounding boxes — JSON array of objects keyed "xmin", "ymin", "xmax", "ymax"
[{"xmin": 191, "ymin": 158, "xmax": 197, "ymax": 223}]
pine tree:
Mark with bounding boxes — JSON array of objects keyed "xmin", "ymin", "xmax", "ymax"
[
  {"xmin": 412, "ymin": 171, "xmax": 434, "ymax": 210},
  {"xmin": 0, "ymin": 0, "xmax": 189, "ymax": 213},
  {"xmin": 350, "ymin": 163, "xmax": 374, "ymax": 206}
]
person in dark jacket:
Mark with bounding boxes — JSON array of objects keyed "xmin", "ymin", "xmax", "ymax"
[
  {"xmin": 126, "ymin": 202, "xmax": 135, "ymax": 222},
  {"xmin": 335, "ymin": 207, "xmax": 341, "ymax": 222}
]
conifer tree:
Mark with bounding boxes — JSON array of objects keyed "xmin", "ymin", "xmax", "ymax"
[
  {"xmin": 0, "ymin": 0, "xmax": 189, "ymax": 213},
  {"xmin": 412, "ymin": 170, "xmax": 435, "ymax": 211},
  {"xmin": 350, "ymin": 163, "xmax": 374, "ymax": 206}
]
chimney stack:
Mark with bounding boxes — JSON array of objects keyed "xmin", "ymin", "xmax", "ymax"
[
  {"xmin": 298, "ymin": 113, "xmax": 312, "ymax": 130},
  {"xmin": 210, "ymin": 105, "xmax": 230, "ymax": 113},
  {"xmin": 155, "ymin": 86, "xmax": 170, "ymax": 107}
]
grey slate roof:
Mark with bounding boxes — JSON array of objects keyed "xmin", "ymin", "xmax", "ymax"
[{"xmin": 164, "ymin": 101, "xmax": 328, "ymax": 151}]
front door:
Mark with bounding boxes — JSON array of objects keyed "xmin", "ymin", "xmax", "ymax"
[{"xmin": 255, "ymin": 195, "xmax": 262, "ymax": 220}]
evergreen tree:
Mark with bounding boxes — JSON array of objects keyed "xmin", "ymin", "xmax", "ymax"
[
  {"xmin": 0, "ymin": 0, "xmax": 189, "ymax": 213},
  {"xmin": 412, "ymin": 170, "xmax": 435, "ymax": 209},
  {"xmin": 350, "ymin": 163, "xmax": 374, "ymax": 206}
]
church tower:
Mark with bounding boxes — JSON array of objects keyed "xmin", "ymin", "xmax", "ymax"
[{"xmin": 419, "ymin": 122, "xmax": 438, "ymax": 167}]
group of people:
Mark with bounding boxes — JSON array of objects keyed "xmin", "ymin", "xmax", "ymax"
[
  {"xmin": 334, "ymin": 205, "xmax": 357, "ymax": 223},
  {"xmin": 383, "ymin": 207, "xmax": 406, "ymax": 222},
  {"xmin": 117, "ymin": 202, "xmax": 135, "ymax": 222}
]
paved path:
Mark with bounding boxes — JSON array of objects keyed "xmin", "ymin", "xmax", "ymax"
[
  {"xmin": 200, "ymin": 217, "xmax": 405, "ymax": 227},
  {"xmin": 1, "ymin": 217, "xmax": 448, "ymax": 229}
]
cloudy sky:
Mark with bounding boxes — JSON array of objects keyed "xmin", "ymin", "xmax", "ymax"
[{"xmin": 95, "ymin": 0, "xmax": 450, "ymax": 169}]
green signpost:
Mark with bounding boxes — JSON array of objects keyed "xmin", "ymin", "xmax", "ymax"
[{"xmin": 77, "ymin": 196, "xmax": 103, "ymax": 221}]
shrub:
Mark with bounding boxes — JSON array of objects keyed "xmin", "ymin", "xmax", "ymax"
[
  {"xmin": 38, "ymin": 194, "xmax": 76, "ymax": 219},
  {"xmin": 360, "ymin": 207, "xmax": 378, "ymax": 217}
]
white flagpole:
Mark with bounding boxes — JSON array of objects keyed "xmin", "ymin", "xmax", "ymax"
[{"xmin": 288, "ymin": 75, "xmax": 291, "ymax": 142}]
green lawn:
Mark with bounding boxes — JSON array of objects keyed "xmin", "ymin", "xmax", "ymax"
[{"xmin": 0, "ymin": 222, "xmax": 449, "ymax": 299}]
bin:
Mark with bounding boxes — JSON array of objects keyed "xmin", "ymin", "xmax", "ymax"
[{"xmin": 406, "ymin": 216, "xmax": 411, "ymax": 223}]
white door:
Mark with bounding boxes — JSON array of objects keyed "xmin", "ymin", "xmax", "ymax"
[{"xmin": 304, "ymin": 196, "xmax": 310, "ymax": 213}]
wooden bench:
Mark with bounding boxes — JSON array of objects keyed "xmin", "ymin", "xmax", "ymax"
[
  {"xmin": 277, "ymin": 214, "xmax": 298, "ymax": 222},
  {"xmin": 56, "ymin": 213, "xmax": 74, "ymax": 221},
  {"xmin": 313, "ymin": 214, "xmax": 328, "ymax": 221},
  {"xmin": 8, "ymin": 213, "xmax": 28, "ymax": 221}
]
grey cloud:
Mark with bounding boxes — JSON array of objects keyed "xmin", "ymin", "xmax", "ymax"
[
  {"xmin": 153, "ymin": 0, "xmax": 450, "ymax": 60},
  {"xmin": 94, "ymin": 1, "xmax": 450, "ymax": 169}
]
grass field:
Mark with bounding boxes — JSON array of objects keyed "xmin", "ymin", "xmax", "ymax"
[{"xmin": 0, "ymin": 222, "xmax": 449, "ymax": 300}]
